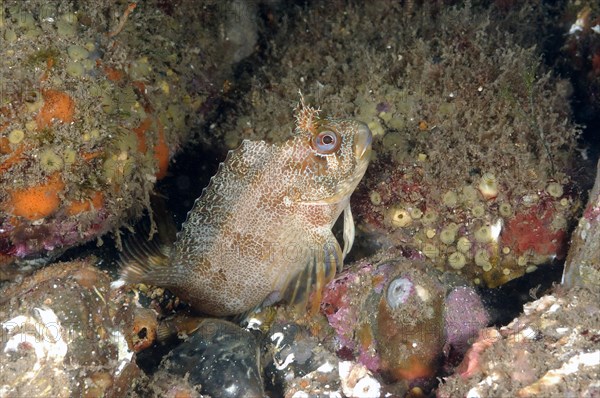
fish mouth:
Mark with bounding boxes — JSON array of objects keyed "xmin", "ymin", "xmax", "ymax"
[{"xmin": 354, "ymin": 123, "xmax": 373, "ymax": 160}]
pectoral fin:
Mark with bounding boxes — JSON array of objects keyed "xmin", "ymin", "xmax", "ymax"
[
  {"xmin": 119, "ymin": 209, "xmax": 176, "ymax": 287},
  {"xmin": 282, "ymin": 231, "xmax": 342, "ymax": 314},
  {"xmin": 342, "ymin": 204, "xmax": 355, "ymax": 259}
]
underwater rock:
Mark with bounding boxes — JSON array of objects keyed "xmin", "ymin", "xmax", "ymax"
[
  {"xmin": 0, "ymin": 0, "xmax": 256, "ymax": 271},
  {"xmin": 153, "ymin": 319, "xmax": 265, "ymax": 398},
  {"xmin": 0, "ymin": 259, "xmax": 138, "ymax": 397},
  {"xmin": 562, "ymin": 158, "xmax": 600, "ymax": 288},
  {"xmin": 262, "ymin": 320, "xmax": 387, "ymax": 397},
  {"xmin": 216, "ymin": 0, "xmax": 583, "ymax": 288},
  {"xmin": 437, "ymin": 285, "xmax": 600, "ymax": 398}
]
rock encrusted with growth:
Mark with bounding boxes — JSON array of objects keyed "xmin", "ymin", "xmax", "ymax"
[
  {"xmin": 0, "ymin": 0, "xmax": 257, "ymax": 271},
  {"xmin": 0, "ymin": 259, "xmax": 138, "ymax": 397},
  {"xmin": 437, "ymin": 285, "xmax": 600, "ymax": 398},
  {"xmin": 562, "ymin": 159, "xmax": 600, "ymax": 288}
]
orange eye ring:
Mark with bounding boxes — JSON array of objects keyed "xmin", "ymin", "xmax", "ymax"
[{"xmin": 311, "ymin": 129, "xmax": 341, "ymax": 155}]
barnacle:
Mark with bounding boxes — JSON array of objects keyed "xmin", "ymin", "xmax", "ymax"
[
  {"xmin": 422, "ymin": 243, "xmax": 440, "ymax": 260},
  {"xmin": 461, "ymin": 185, "xmax": 479, "ymax": 204},
  {"xmin": 369, "ymin": 191, "xmax": 382, "ymax": 206},
  {"xmin": 66, "ymin": 61, "xmax": 84, "ymax": 77},
  {"xmin": 409, "ymin": 207, "xmax": 423, "ymax": 219},
  {"xmin": 63, "ymin": 149, "xmax": 76, "ymax": 165},
  {"xmin": 67, "ymin": 45, "xmax": 89, "ymax": 60},
  {"xmin": 475, "ymin": 249, "xmax": 492, "ymax": 271},
  {"xmin": 56, "ymin": 13, "xmax": 77, "ymax": 37},
  {"xmin": 472, "ymin": 204, "xmax": 486, "ymax": 218}
]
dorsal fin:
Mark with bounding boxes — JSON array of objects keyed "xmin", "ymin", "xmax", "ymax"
[{"xmin": 173, "ymin": 140, "xmax": 273, "ymax": 257}]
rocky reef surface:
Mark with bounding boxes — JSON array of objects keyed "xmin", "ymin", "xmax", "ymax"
[{"xmin": 0, "ymin": 0, "xmax": 257, "ymax": 272}]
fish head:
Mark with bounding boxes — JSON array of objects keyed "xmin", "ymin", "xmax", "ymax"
[{"xmin": 290, "ymin": 102, "xmax": 372, "ymax": 205}]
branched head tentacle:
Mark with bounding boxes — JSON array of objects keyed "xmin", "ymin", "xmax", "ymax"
[{"xmin": 294, "ymin": 90, "xmax": 322, "ymax": 135}]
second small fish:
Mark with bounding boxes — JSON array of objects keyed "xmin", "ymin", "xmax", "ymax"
[{"xmin": 121, "ymin": 99, "xmax": 372, "ymax": 316}]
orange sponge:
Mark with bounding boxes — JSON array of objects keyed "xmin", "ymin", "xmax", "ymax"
[
  {"xmin": 8, "ymin": 173, "xmax": 65, "ymax": 220},
  {"xmin": 36, "ymin": 90, "xmax": 75, "ymax": 129}
]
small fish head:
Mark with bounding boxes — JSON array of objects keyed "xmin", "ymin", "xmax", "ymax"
[{"xmin": 291, "ymin": 104, "xmax": 372, "ymax": 204}]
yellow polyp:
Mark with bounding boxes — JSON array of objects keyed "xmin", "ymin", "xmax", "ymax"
[
  {"xmin": 409, "ymin": 207, "xmax": 423, "ymax": 219},
  {"xmin": 546, "ymin": 182, "xmax": 564, "ymax": 198},
  {"xmin": 388, "ymin": 206, "xmax": 412, "ymax": 228},
  {"xmin": 448, "ymin": 252, "xmax": 466, "ymax": 270},
  {"xmin": 370, "ymin": 191, "xmax": 382, "ymax": 205},
  {"xmin": 442, "ymin": 191, "xmax": 458, "ymax": 208},
  {"xmin": 40, "ymin": 149, "xmax": 63, "ymax": 172},
  {"xmin": 457, "ymin": 237, "xmax": 472, "ymax": 253},
  {"xmin": 499, "ymin": 202, "xmax": 513, "ymax": 217},
  {"xmin": 8, "ymin": 129, "xmax": 25, "ymax": 144},
  {"xmin": 421, "ymin": 210, "xmax": 438, "ymax": 226},
  {"xmin": 475, "ymin": 226, "xmax": 492, "ymax": 243}
]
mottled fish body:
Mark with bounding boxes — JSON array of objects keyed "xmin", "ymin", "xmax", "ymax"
[{"xmin": 121, "ymin": 100, "xmax": 372, "ymax": 316}]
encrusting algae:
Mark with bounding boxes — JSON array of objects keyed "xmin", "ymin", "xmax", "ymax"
[{"xmin": 120, "ymin": 98, "xmax": 372, "ymax": 316}]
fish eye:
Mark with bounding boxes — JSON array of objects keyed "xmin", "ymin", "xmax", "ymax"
[{"xmin": 312, "ymin": 129, "xmax": 341, "ymax": 155}]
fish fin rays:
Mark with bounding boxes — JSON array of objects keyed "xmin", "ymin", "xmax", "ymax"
[
  {"xmin": 342, "ymin": 204, "xmax": 355, "ymax": 259},
  {"xmin": 119, "ymin": 202, "xmax": 177, "ymax": 286},
  {"xmin": 282, "ymin": 231, "xmax": 342, "ymax": 315}
]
